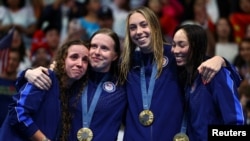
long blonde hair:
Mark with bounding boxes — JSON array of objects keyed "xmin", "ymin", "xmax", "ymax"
[{"xmin": 119, "ymin": 6, "xmax": 166, "ymax": 84}]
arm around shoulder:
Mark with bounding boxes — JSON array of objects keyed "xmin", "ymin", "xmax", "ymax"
[{"xmin": 24, "ymin": 66, "xmax": 52, "ymax": 90}]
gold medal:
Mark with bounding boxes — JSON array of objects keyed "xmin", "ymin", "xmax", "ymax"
[
  {"xmin": 139, "ymin": 109, "xmax": 154, "ymax": 126},
  {"xmin": 173, "ymin": 133, "xmax": 189, "ymax": 141},
  {"xmin": 77, "ymin": 127, "xmax": 93, "ymax": 141}
]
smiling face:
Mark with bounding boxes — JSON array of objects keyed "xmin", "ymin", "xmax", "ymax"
[
  {"xmin": 171, "ymin": 29, "xmax": 190, "ymax": 67},
  {"xmin": 128, "ymin": 12, "xmax": 152, "ymax": 53},
  {"xmin": 65, "ymin": 44, "xmax": 89, "ymax": 80},
  {"xmin": 89, "ymin": 33, "xmax": 118, "ymax": 72}
]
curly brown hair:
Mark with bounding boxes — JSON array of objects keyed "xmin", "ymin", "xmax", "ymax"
[{"xmin": 53, "ymin": 39, "xmax": 89, "ymax": 141}]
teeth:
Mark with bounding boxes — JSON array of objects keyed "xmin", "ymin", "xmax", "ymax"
[
  {"xmin": 175, "ymin": 57, "xmax": 183, "ymax": 61},
  {"xmin": 137, "ymin": 37, "xmax": 144, "ymax": 41},
  {"xmin": 175, "ymin": 56, "xmax": 183, "ymax": 58}
]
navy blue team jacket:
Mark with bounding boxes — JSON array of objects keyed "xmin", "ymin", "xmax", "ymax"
[
  {"xmin": 0, "ymin": 70, "xmax": 61, "ymax": 141},
  {"xmin": 123, "ymin": 44, "xmax": 184, "ymax": 141}
]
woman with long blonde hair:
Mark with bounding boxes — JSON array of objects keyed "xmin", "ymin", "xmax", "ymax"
[{"xmin": 119, "ymin": 6, "xmax": 227, "ymax": 141}]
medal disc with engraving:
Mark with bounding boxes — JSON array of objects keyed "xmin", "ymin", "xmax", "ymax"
[
  {"xmin": 139, "ymin": 109, "xmax": 154, "ymax": 126},
  {"xmin": 77, "ymin": 127, "xmax": 93, "ymax": 141},
  {"xmin": 173, "ymin": 133, "xmax": 189, "ymax": 141}
]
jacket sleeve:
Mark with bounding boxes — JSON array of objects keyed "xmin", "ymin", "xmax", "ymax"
[
  {"xmin": 8, "ymin": 82, "xmax": 47, "ymax": 138},
  {"xmin": 223, "ymin": 57, "xmax": 242, "ymax": 87},
  {"xmin": 210, "ymin": 68, "xmax": 245, "ymax": 125},
  {"xmin": 15, "ymin": 69, "xmax": 30, "ymax": 91}
]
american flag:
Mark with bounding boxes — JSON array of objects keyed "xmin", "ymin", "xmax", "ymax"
[{"xmin": 0, "ymin": 28, "xmax": 14, "ymax": 73}]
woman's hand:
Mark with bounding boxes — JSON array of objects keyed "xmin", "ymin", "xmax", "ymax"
[
  {"xmin": 198, "ymin": 56, "xmax": 226, "ymax": 84},
  {"xmin": 25, "ymin": 66, "xmax": 52, "ymax": 90}
]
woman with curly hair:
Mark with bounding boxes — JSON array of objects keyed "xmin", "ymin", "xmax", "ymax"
[
  {"xmin": 0, "ymin": 39, "xmax": 89, "ymax": 141},
  {"xmin": 17, "ymin": 28, "xmax": 127, "ymax": 141}
]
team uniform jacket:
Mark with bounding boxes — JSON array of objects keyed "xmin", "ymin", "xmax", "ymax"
[
  {"xmin": 123, "ymin": 44, "xmax": 185, "ymax": 141},
  {"xmin": 185, "ymin": 66, "xmax": 245, "ymax": 141},
  {"xmin": 68, "ymin": 70, "xmax": 127, "ymax": 141},
  {"xmin": 0, "ymin": 70, "xmax": 61, "ymax": 141}
]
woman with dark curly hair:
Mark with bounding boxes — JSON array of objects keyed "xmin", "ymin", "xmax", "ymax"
[
  {"xmin": 0, "ymin": 39, "xmax": 89, "ymax": 141},
  {"xmin": 18, "ymin": 28, "xmax": 127, "ymax": 141}
]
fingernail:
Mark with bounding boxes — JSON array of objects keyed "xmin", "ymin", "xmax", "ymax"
[{"xmin": 203, "ymin": 80, "xmax": 207, "ymax": 85}]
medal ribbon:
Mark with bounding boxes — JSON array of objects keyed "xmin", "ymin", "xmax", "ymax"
[
  {"xmin": 180, "ymin": 76, "xmax": 198, "ymax": 133},
  {"xmin": 81, "ymin": 74, "xmax": 109, "ymax": 128},
  {"xmin": 180, "ymin": 98, "xmax": 188, "ymax": 133},
  {"xmin": 180, "ymin": 86, "xmax": 191, "ymax": 133},
  {"xmin": 140, "ymin": 60, "xmax": 157, "ymax": 110}
]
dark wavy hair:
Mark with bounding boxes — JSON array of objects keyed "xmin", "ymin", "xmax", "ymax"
[{"xmin": 54, "ymin": 39, "xmax": 89, "ymax": 141}]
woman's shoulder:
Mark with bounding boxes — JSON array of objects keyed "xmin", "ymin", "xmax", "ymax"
[
  {"xmin": 48, "ymin": 69, "xmax": 58, "ymax": 80},
  {"xmin": 209, "ymin": 67, "xmax": 241, "ymax": 88},
  {"xmin": 163, "ymin": 42, "xmax": 172, "ymax": 51}
]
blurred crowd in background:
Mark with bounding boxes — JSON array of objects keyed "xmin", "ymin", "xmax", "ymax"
[{"xmin": 0, "ymin": 0, "xmax": 250, "ymax": 128}]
